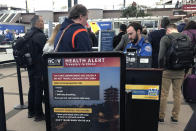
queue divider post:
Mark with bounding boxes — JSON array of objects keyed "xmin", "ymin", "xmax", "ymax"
[{"xmin": 0, "ymin": 87, "xmax": 7, "ymax": 131}]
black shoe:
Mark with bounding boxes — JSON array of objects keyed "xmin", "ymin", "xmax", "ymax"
[
  {"xmin": 159, "ymin": 118, "xmax": 164, "ymax": 122},
  {"xmin": 171, "ymin": 117, "xmax": 178, "ymax": 122},
  {"xmin": 28, "ymin": 112, "xmax": 34, "ymax": 118},
  {"xmin": 34, "ymin": 114, "xmax": 45, "ymax": 122}
]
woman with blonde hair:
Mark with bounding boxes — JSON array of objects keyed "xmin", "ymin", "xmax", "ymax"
[{"xmin": 43, "ymin": 24, "xmax": 61, "ymax": 53}]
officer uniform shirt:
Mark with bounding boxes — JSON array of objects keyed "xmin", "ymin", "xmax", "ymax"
[{"xmin": 124, "ymin": 37, "xmax": 152, "ymax": 56}]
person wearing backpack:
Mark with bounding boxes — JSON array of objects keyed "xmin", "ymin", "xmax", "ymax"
[
  {"xmin": 27, "ymin": 15, "xmax": 47, "ymax": 122},
  {"xmin": 158, "ymin": 24, "xmax": 194, "ymax": 123}
]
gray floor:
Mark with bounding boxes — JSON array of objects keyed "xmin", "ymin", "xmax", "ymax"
[{"xmin": 0, "ymin": 63, "xmax": 195, "ymax": 131}]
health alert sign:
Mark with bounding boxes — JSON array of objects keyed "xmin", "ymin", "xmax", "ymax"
[
  {"xmin": 46, "ymin": 55, "xmax": 122, "ymax": 131},
  {"xmin": 126, "ymin": 85, "xmax": 160, "ymax": 100}
]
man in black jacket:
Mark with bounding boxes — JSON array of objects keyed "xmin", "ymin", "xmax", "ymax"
[
  {"xmin": 27, "ymin": 15, "xmax": 47, "ymax": 121},
  {"xmin": 148, "ymin": 17, "xmax": 170, "ymax": 68},
  {"xmin": 113, "ymin": 24, "xmax": 127, "ymax": 49}
]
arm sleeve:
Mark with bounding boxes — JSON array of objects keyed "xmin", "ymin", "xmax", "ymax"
[
  {"xmin": 182, "ymin": 31, "xmax": 193, "ymax": 41},
  {"xmin": 114, "ymin": 35, "xmax": 125, "ymax": 51},
  {"xmin": 113, "ymin": 36, "xmax": 118, "ymax": 48},
  {"xmin": 158, "ymin": 36, "xmax": 168, "ymax": 68},
  {"xmin": 33, "ymin": 33, "xmax": 47, "ymax": 50},
  {"xmin": 143, "ymin": 44, "xmax": 152, "ymax": 56},
  {"xmin": 147, "ymin": 32, "xmax": 153, "ymax": 44}
]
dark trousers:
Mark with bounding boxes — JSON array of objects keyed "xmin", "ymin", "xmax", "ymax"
[
  {"xmin": 152, "ymin": 53, "xmax": 158, "ymax": 68},
  {"xmin": 27, "ymin": 63, "xmax": 44, "ymax": 116}
]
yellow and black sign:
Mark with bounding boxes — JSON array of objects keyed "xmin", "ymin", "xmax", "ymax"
[{"xmin": 126, "ymin": 84, "xmax": 159, "ymax": 100}]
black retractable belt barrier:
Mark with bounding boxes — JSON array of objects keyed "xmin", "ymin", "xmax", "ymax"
[
  {"xmin": 14, "ymin": 65, "xmax": 27, "ymax": 109},
  {"xmin": 0, "ymin": 87, "xmax": 6, "ymax": 131}
]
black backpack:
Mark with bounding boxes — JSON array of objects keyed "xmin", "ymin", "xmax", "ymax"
[
  {"xmin": 12, "ymin": 31, "xmax": 36, "ymax": 68},
  {"xmin": 165, "ymin": 34, "xmax": 194, "ymax": 70}
]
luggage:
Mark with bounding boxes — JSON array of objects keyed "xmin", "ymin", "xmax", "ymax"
[{"xmin": 182, "ymin": 74, "xmax": 196, "ymax": 102}]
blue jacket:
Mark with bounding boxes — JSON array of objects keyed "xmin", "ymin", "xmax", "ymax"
[
  {"xmin": 124, "ymin": 37, "xmax": 152, "ymax": 56},
  {"xmin": 5, "ymin": 32, "xmax": 13, "ymax": 41},
  {"xmin": 54, "ymin": 18, "xmax": 91, "ymax": 52},
  {"xmin": 177, "ymin": 23, "xmax": 186, "ymax": 32}
]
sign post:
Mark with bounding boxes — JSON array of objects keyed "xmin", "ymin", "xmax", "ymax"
[
  {"xmin": 14, "ymin": 65, "xmax": 28, "ymax": 109},
  {"xmin": 0, "ymin": 87, "xmax": 6, "ymax": 131}
]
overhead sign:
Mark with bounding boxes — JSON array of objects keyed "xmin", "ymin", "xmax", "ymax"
[
  {"xmin": 173, "ymin": 10, "xmax": 187, "ymax": 16},
  {"xmin": 97, "ymin": 22, "xmax": 112, "ymax": 30},
  {"xmin": 44, "ymin": 53, "xmax": 125, "ymax": 131},
  {"xmin": 0, "ymin": 24, "xmax": 25, "ymax": 33},
  {"xmin": 182, "ymin": 5, "xmax": 196, "ymax": 11}
]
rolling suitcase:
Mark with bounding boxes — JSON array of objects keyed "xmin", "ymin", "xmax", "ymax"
[{"xmin": 182, "ymin": 74, "xmax": 196, "ymax": 102}]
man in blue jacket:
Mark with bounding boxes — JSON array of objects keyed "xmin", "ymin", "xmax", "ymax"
[
  {"xmin": 54, "ymin": 4, "xmax": 91, "ymax": 52},
  {"xmin": 5, "ymin": 29, "xmax": 14, "ymax": 41},
  {"xmin": 177, "ymin": 18, "xmax": 189, "ymax": 32},
  {"xmin": 124, "ymin": 22, "xmax": 152, "ymax": 56}
]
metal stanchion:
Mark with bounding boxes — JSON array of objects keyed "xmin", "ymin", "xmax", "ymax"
[
  {"xmin": 0, "ymin": 87, "xmax": 6, "ymax": 131},
  {"xmin": 14, "ymin": 65, "xmax": 27, "ymax": 109}
]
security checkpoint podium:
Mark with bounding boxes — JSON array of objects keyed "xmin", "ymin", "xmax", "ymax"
[{"xmin": 125, "ymin": 68, "xmax": 163, "ymax": 131}]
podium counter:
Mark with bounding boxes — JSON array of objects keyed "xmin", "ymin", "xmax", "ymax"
[{"xmin": 125, "ymin": 68, "xmax": 163, "ymax": 131}]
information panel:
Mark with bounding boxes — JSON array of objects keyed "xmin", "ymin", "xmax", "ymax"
[
  {"xmin": 45, "ymin": 53, "xmax": 124, "ymax": 131},
  {"xmin": 100, "ymin": 30, "xmax": 115, "ymax": 51},
  {"xmin": 125, "ymin": 84, "xmax": 159, "ymax": 100},
  {"xmin": 0, "ymin": 24, "xmax": 25, "ymax": 33}
]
